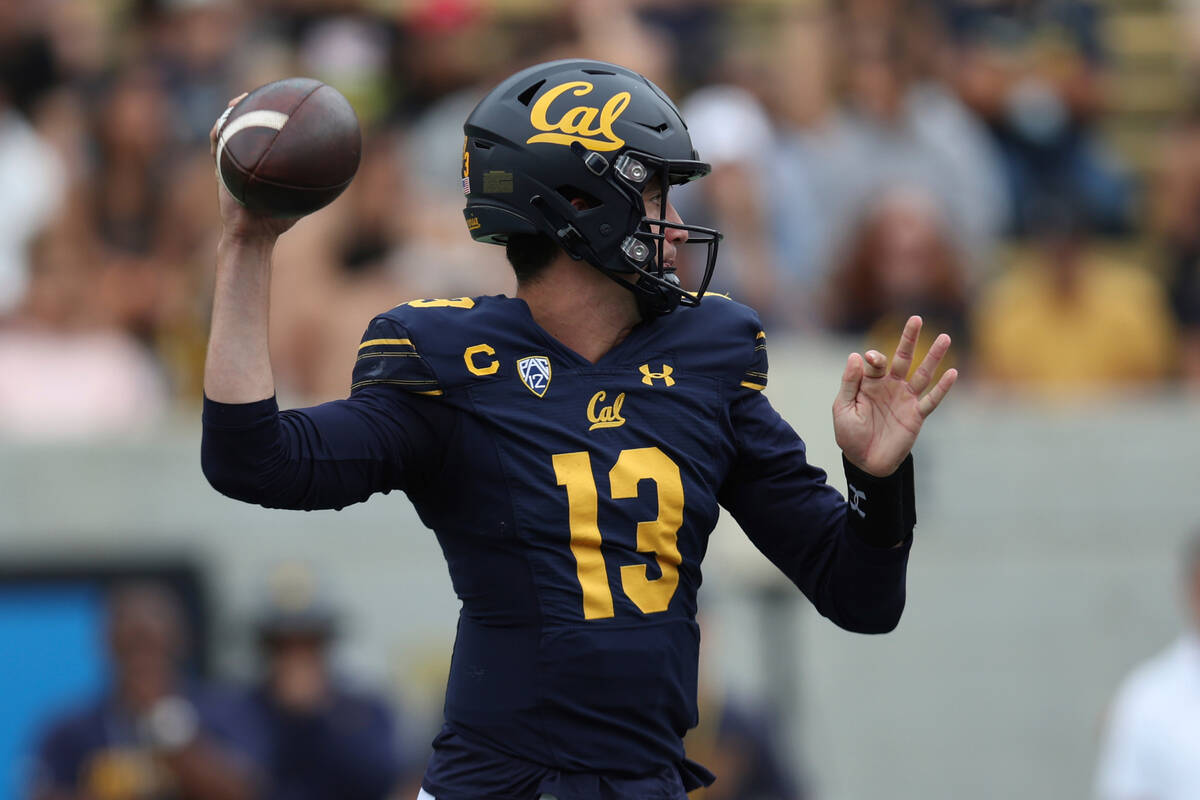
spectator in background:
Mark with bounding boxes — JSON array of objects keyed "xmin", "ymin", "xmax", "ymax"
[
  {"xmin": 92, "ymin": 66, "xmax": 173, "ymax": 263},
  {"xmin": 0, "ymin": 0, "xmax": 64, "ymax": 306},
  {"xmin": 1150, "ymin": 101, "xmax": 1200, "ymax": 384},
  {"xmin": 635, "ymin": 0, "xmax": 724, "ymax": 93},
  {"xmin": 684, "ymin": 617, "xmax": 804, "ymax": 800},
  {"xmin": 820, "ymin": 10, "xmax": 1007, "ymax": 285},
  {"xmin": 825, "ymin": 186, "xmax": 967, "ymax": 381},
  {"xmin": 973, "ymin": 198, "xmax": 1176, "ymax": 393},
  {"xmin": 28, "ymin": 583, "xmax": 258, "ymax": 800},
  {"xmin": 761, "ymin": 6, "xmax": 839, "ymax": 328},
  {"xmin": 684, "ymin": 697, "xmax": 802, "ymax": 800},
  {"xmin": 66, "ymin": 62, "xmax": 204, "ymax": 398},
  {"xmin": 292, "ymin": 5, "xmax": 395, "ymax": 128},
  {"xmin": 1094, "ymin": 529, "xmax": 1200, "ymax": 800},
  {"xmin": 678, "ymin": 67, "xmax": 779, "ymax": 317},
  {"xmin": 0, "ymin": 97, "xmax": 64, "ymax": 314},
  {"xmin": 543, "ymin": 0, "xmax": 676, "ymax": 90},
  {"xmin": 0, "ymin": 220, "xmax": 167, "ymax": 440},
  {"xmin": 1175, "ymin": 0, "xmax": 1200, "ymax": 75},
  {"xmin": 389, "ymin": 2, "xmax": 514, "ymax": 306},
  {"xmin": 938, "ymin": 0, "xmax": 1133, "ymax": 235},
  {"xmin": 152, "ymin": 0, "xmax": 245, "ymax": 148},
  {"xmin": 239, "ymin": 564, "xmax": 411, "ymax": 800}
]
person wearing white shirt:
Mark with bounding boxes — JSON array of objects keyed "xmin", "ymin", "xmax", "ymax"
[{"xmin": 1095, "ymin": 533, "xmax": 1200, "ymax": 800}]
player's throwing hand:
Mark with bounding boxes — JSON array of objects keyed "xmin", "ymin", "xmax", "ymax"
[
  {"xmin": 833, "ymin": 315, "xmax": 957, "ymax": 477},
  {"xmin": 208, "ymin": 94, "xmax": 297, "ymax": 242}
]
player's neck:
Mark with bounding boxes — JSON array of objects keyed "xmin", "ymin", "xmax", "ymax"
[{"xmin": 517, "ymin": 260, "xmax": 641, "ymax": 364}]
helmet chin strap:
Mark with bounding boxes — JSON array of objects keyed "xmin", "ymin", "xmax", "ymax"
[
  {"xmin": 631, "ymin": 268, "xmax": 681, "ymax": 317},
  {"xmin": 602, "ymin": 267, "xmax": 681, "ymax": 319}
]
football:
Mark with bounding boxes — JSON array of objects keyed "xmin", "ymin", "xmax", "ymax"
[{"xmin": 216, "ymin": 77, "xmax": 361, "ymax": 218}]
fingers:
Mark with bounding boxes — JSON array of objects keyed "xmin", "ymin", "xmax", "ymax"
[
  {"xmin": 917, "ymin": 367, "xmax": 958, "ymax": 418},
  {"xmin": 908, "ymin": 332, "xmax": 952, "ymax": 395},
  {"xmin": 862, "ymin": 348, "xmax": 887, "ymax": 379},
  {"xmin": 836, "ymin": 352, "xmax": 864, "ymax": 409},
  {"xmin": 888, "ymin": 315, "xmax": 922, "ymax": 379},
  {"xmin": 210, "ymin": 93, "xmax": 247, "ymax": 159}
]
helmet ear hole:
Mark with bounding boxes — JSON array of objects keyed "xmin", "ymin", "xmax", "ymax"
[{"xmin": 557, "ymin": 186, "xmax": 602, "ymax": 210}]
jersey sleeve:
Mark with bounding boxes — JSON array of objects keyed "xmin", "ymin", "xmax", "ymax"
[
  {"xmin": 202, "ymin": 389, "xmax": 449, "ymax": 512},
  {"xmin": 693, "ymin": 295, "xmax": 770, "ymax": 393},
  {"xmin": 351, "ymin": 314, "xmax": 444, "ymax": 397},
  {"xmin": 717, "ymin": 389, "xmax": 915, "ymax": 634},
  {"xmin": 201, "ymin": 315, "xmax": 453, "ymax": 512},
  {"xmin": 738, "ymin": 328, "xmax": 769, "ymax": 392}
]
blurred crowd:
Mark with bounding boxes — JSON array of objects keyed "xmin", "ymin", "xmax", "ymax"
[
  {"xmin": 23, "ymin": 570, "xmax": 803, "ymax": 800},
  {"xmin": 1, "ymin": 0, "xmax": 1199, "ymax": 440},
  {"xmin": 26, "ymin": 570, "xmax": 427, "ymax": 800}
]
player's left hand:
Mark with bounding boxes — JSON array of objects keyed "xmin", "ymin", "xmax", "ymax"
[{"xmin": 833, "ymin": 315, "xmax": 957, "ymax": 477}]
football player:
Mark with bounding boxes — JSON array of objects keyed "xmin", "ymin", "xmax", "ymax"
[{"xmin": 202, "ymin": 60, "xmax": 957, "ymax": 800}]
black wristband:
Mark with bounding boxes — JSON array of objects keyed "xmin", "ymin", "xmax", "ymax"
[{"xmin": 842, "ymin": 453, "xmax": 917, "ymax": 549}]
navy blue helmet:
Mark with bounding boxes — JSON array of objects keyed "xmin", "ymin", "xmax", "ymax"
[{"xmin": 462, "ymin": 59, "xmax": 722, "ymax": 316}]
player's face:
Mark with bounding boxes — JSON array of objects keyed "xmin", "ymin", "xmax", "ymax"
[{"xmin": 643, "ymin": 185, "xmax": 688, "ymax": 271}]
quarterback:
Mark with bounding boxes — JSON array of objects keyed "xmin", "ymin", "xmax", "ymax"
[{"xmin": 202, "ymin": 60, "xmax": 956, "ymax": 800}]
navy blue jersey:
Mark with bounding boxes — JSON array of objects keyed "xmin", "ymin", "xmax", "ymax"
[{"xmin": 202, "ymin": 294, "xmax": 916, "ymax": 798}]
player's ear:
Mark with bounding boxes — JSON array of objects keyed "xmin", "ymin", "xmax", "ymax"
[{"xmin": 570, "ymin": 197, "xmax": 589, "ymax": 212}]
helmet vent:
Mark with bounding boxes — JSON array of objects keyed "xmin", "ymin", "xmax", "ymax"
[
  {"xmin": 635, "ymin": 121, "xmax": 670, "ymax": 133},
  {"xmin": 516, "ymin": 80, "xmax": 546, "ymax": 107},
  {"xmin": 582, "ymin": 69, "xmax": 616, "ymax": 76},
  {"xmin": 473, "ymin": 139, "xmax": 494, "ymax": 150}
]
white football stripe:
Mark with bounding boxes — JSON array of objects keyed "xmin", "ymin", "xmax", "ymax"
[{"xmin": 216, "ymin": 109, "xmax": 290, "ymax": 171}]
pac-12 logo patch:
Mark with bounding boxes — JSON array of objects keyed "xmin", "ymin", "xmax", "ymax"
[{"xmin": 517, "ymin": 356, "xmax": 552, "ymax": 397}]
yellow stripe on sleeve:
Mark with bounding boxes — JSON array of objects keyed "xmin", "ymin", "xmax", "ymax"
[
  {"xmin": 740, "ymin": 381, "xmax": 766, "ymax": 391},
  {"xmin": 358, "ymin": 338, "xmax": 413, "ymax": 349}
]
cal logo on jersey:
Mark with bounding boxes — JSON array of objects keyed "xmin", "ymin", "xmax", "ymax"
[
  {"xmin": 526, "ymin": 81, "xmax": 630, "ymax": 152},
  {"xmin": 587, "ymin": 391, "xmax": 626, "ymax": 431},
  {"xmin": 517, "ymin": 356, "xmax": 552, "ymax": 397}
]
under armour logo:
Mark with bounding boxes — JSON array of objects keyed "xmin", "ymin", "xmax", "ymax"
[
  {"xmin": 847, "ymin": 483, "xmax": 866, "ymax": 519},
  {"xmin": 639, "ymin": 363, "xmax": 675, "ymax": 387}
]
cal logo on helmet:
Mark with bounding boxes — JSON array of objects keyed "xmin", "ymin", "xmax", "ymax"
[
  {"xmin": 517, "ymin": 356, "xmax": 552, "ymax": 397},
  {"xmin": 526, "ymin": 81, "xmax": 630, "ymax": 152}
]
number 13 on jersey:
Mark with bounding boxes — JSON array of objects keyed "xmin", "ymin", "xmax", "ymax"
[{"xmin": 552, "ymin": 447, "xmax": 684, "ymax": 620}]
